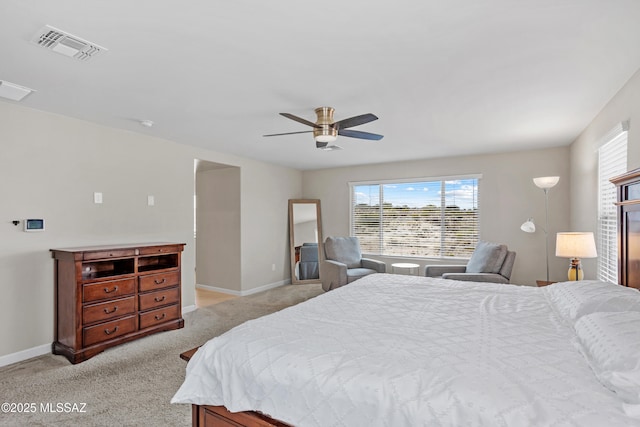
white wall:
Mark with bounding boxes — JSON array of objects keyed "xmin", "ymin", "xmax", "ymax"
[
  {"xmin": 302, "ymin": 147, "xmax": 571, "ymax": 286},
  {"xmin": 0, "ymin": 102, "xmax": 300, "ymax": 362}
]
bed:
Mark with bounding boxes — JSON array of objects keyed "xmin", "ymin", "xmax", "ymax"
[{"xmin": 172, "ymin": 273, "xmax": 640, "ymax": 426}]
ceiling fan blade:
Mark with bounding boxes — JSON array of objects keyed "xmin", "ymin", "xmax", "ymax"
[
  {"xmin": 338, "ymin": 129, "xmax": 384, "ymax": 140},
  {"xmin": 333, "ymin": 113, "xmax": 378, "ymax": 130},
  {"xmin": 263, "ymin": 130, "xmax": 314, "ymax": 137},
  {"xmin": 280, "ymin": 113, "xmax": 320, "ymax": 128}
]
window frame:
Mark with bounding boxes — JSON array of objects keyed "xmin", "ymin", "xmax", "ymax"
[{"xmin": 349, "ymin": 173, "xmax": 481, "ymax": 259}]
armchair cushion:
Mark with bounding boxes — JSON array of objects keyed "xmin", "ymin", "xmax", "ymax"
[
  {"xmin": 347, "ymin": 268, "xmax": 379, "ymax": 283},
  {"xmin": 324, "ymin": 236, "xmax": 362, "ymax": 268},
  {"xmin": 425, "ymin": 265, "xmax": 467, "ymax": 277},
  {"xmin": 442, "ymin": 272, "xmax": 509, "ymax": 284},
  {"xmin": 465, "ymin": 240, "xmax": 508, "ymax": 274}
]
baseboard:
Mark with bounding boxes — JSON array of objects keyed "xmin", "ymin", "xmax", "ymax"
[
  {"xmin": 196, "ymin": 279, "xmax": 291, "ymax": 297},
  {"xmin": 196, "ymin": 283, "xmax": 242, "ymax": 296},
  {"xmin": 2, "ymin": 305, "xmax": 199, "ymax": 368},
  {"xmin": 182, "ymin": 304, "xmax": 197, "ymax": 314},
  {"xmin": 0, "ymin": 343, "xmax": 51, "ymax": 368}
]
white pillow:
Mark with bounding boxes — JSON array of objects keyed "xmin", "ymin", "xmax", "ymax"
[
  {"xmin": 544, "ymin": 280, "xmax": 640, "ymax": 321},
  {"xmin": 575, "ymin": 311, "xmax": 640, "ymax": 403}
]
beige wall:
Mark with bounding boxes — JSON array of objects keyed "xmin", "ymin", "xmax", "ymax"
[
  {"xmin": 303, "ymin": 147, "xmax": 571, "ymax": 286},
  {"xmin": 240, "ymin": 161, "xmax": 302, "ymax": 288},
  {"xmin": 568, "ymin": 68, "xmax": 640, "ymax": 277},
  {"xmin": 0, "ymin": 102, "xmax": 300, "ymax": 362},
  {"xmin": 196, "ymin": 166, "xmax": 241, "ymax": 291}
]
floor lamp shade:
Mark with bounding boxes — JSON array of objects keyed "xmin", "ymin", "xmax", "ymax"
[
  {"xmin": 533, "ymin": 176, "xmax": 560, "ymax": 189},
  {"xmin": 555, "ymin": 232, "xmax": 597, "ymax": 281}
]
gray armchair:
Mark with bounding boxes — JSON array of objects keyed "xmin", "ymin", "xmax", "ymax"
[
  {"xmin": 425, "ymin": 240, "xmax": 516, "ymax": 284},
  {"xmin": 321, "ymin": 236, "xmax": 386, "ymax": 291},
  {"xmin": 298, "ymin": 243, "xmax": 319, "ymax": 280}
]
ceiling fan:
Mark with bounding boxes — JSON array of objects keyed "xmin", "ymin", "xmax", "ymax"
[{"xmin": 263, "ymin": 107, "xmax": 384, "ymax": 149}]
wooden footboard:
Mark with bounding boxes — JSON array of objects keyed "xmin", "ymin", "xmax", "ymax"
[
  {"xmin": 192, "ymin": 404, "xmax": 290, "ymax": 427},
  {"xmin": 180, "ymin": 347, "xmax": 291, "ymax": 427}
]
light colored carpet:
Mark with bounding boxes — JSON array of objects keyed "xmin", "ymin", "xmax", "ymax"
[{"xmin": 0, "ymin": 283, "xmax": 323, "ymax": 427}]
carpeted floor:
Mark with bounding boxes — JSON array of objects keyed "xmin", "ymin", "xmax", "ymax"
[{"xmin": 0, "ymin": 283, "xmax": 323, "ymax": 427}]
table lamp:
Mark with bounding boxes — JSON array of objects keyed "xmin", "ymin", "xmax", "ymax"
[{"xmin": 555, "ymin": 232, "xmax": 597, "ymax": 281}]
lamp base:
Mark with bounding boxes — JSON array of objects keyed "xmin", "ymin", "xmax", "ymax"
[{"xmin": 567, "ymin": 258, "xmax": 583, "ymax": 281}]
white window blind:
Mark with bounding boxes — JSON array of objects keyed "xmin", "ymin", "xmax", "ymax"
[
  {"xmin": 597, "ymin": 123, "xmax": 628, "ymax": 284},
  {"xmin": 350, "ymin": 176, "xmax": 479, "ymax": 258}
]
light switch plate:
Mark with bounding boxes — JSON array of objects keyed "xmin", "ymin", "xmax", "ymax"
[
  {"xmin": 94, "ymin": 192, "xmax": 103, "ymax": 204},
  {"xmin": 147, "ymin": 195, "xmax": 155, "ymax": 206}
]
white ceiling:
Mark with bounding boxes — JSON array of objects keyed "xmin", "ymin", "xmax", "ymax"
[{"xmin": 2, "ymin": 0, "xmax": 640, "ymax": 170}]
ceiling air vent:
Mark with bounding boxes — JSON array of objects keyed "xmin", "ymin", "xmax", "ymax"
[{"xmin": 31, "ymin": 25, "xmax": 107, "ymax": 61}]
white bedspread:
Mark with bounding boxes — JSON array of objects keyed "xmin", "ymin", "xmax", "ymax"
[{"xmin": 172, "ymin": 274, "xmax": 640, "ymax": 426}]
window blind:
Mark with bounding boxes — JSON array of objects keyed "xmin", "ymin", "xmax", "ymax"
[
  {"xmin": 597, "ymin": 125, "xmax": 628, "ymax": 284},
  {"xmin": 350, "ymin": 176, "xmax": 479, "ymax": 258}
]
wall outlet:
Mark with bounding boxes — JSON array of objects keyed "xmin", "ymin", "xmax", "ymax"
[
  {"xmin": 94, "ymin": 192, "xmax": 103, "ymax": 204},
  {"xmin": 147, "ymin": 195, "xmax": 155, "ymax": 206}
]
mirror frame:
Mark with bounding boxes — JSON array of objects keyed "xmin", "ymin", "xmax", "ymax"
[{"xmin": 289, "ymin": 199, "xmax": 323, "ymax": 285}]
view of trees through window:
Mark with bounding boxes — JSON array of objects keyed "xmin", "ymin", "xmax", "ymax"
[{"xmin": 351, "ymin": 178, "xmax": 479, "ymax": 258}]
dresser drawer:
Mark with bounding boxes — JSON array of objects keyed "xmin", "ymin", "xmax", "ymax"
[
  {"xmin": 139, "ymin": 304, "xmax": 179, "ymax": 329},
  {"xmin": 138, "ymin": 245, "xmax": 181, "ymax": 255},
  {"xmin": 138, "ymin": 271, "xmax": 180, "ymax": 292},
  {"xmin": 83, "ymin": 278, "xmax": 136, "ymax": 303},
  {"xmin": 83, "ymin": 316, "xmax": 136, "ymax": 347},
  {"xmin": 83, "ymin": 249, "xmax": 137, "ymax": 261},
  {"xmin": 139, "ymin": 287, "xmax": 180, "ymax": 311},
  {"xmin": 83, "ymin": 296, "xmax": 136, "ymax": 325}
]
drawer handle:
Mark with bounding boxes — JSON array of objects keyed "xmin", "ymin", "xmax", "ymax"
[
  {"xmin": 104, "ymin": 286, "xmax": 119, "ymax": 293},
  {"xmin": 154, "ymin": 278, "xmax": 166, "ymax": 285},
  {"xmin": 104, "ymin": 306, "xmax": 118, "ymax": 314},
  {"xmin": 154, "ymin": 313, "xmax": 166, "ymax": 321},
  {"xmin": 154, "ymin": 296, "xmax": 166, "ymax": 302},
  {"xmin": 104, "ymin": 326, "xmax": 119, "ymax": 335}
]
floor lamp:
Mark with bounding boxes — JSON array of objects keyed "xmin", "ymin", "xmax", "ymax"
[{"xmin": 521, "ymin": 176, "xmax": 560, "ymax": 282}]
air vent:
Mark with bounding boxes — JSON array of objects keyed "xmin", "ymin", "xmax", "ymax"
[{"xmin": 31, "ymin": 25, "xmax": 107, "ymax": 61}]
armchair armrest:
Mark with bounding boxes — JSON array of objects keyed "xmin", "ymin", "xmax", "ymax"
[
  {"xmin": 361, "ymin": 258, "xmax": 386, "ymax": 273},
  {"xmin": 320, "ymin": 260, "xmax": 348, "ymax": 291},
  {"xmin": 425, "ymin": 265, "xmax": 467, "ymax": 277},
  {"xmin": 441, "ymin": 272, "xmax": 509, "ymax": 284}
]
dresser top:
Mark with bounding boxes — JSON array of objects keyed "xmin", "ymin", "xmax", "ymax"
[{"xmin": 51, "ymin": 242, "xmax": 185, "ymax": 253}]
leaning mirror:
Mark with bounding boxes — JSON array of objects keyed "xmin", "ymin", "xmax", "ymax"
[{"xmin": 289, "ymin": 199, "xmax": 323, "ymax": 284}]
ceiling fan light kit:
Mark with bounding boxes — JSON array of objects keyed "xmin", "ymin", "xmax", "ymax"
[{"xmin": 263, "ymin": 106, "xmax": 383, "ymax": 149}]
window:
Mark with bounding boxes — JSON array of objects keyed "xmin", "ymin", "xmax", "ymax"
[
  {"xmin": 597, "ymin": 122, "xmax": 628, "ymax": 284},
  {"xmin": 350, "ymin": 176, "xmax": 480, "ymax": 258}
]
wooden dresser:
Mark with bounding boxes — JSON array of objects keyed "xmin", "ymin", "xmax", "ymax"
[
  {"xmin": 51, "ymin": 242, "xmax": 186, "ymax": 364},
  {"xmin": 611, "ymin": 168, "xmax": 640, "ymax": 289}
]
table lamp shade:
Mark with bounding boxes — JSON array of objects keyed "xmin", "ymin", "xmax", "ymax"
[
  {"xmin": 555, "ymin": 232, "xmax": 597, "ymax": 258},
  {"xmin": 555, "ymin": 232, "xmax": 597, "ymax": 280}
]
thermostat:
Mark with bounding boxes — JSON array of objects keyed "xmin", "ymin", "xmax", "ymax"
[{"xmin": 24, "ymin": 218, "xmax": 45, "ymax": 232}]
